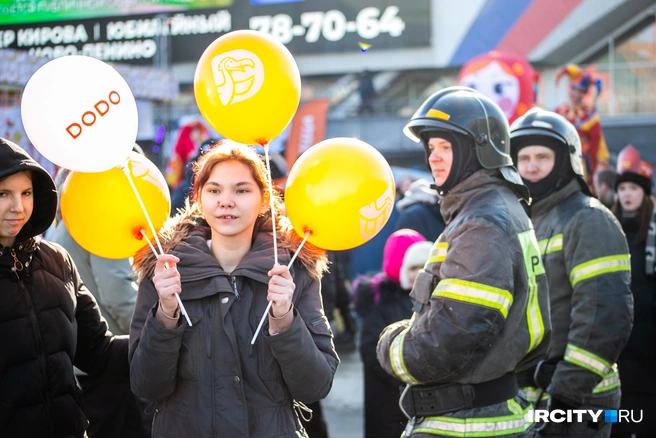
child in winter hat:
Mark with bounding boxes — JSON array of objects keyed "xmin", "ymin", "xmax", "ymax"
[
  {"xmin": 382, "ymin": 228, "xmax": 426, "ymax": 285},
  {"xmin": 400, "ymin": 241, "xmax": 434, "ymax": 290}
]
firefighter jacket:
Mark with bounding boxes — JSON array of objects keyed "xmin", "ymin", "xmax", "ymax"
[
  {"xmin": 377, "ymin": 169, "xmax": 551, "ymax": 436},
  {"xmin": 529, "ymin": 179, "xmax": 633, "ymax": 407}
]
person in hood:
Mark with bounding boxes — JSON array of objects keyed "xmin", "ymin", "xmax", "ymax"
[
  {"xmin": 510, "ymin": 108, "xmax": 633, "ymax": 437},
  {"xmin": 376, "ymin": 87, "xmax": 551, "ymax": 437},
  {"xmin": 128, "ymin": 140, "xmax": 338, "ymax": 438},
  {"xmin": 0, "ymin": 138, "xmax": 129, "ymax": 438}
]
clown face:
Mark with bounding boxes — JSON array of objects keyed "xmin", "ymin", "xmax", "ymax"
[{"xmin": 460, "ymin": 61, "xmax": 520, "ymax": 120}]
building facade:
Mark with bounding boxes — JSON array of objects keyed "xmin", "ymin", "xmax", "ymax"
[{"xmin": 1, "ymin": 0, "xmax": 654, "ymax": 170}]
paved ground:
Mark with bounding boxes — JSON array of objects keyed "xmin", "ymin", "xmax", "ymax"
[{"xmin": 322, "ymin": 349, "xmax": 365, "ymax": 438}]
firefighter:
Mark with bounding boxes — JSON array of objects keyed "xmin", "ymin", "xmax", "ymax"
[
  {"xmin": 376, "ymin": 87, "xmax": 551, "ymax": 437},
  {"xmin": 510, "ymin": 107, "xmax": 633, "ymax": 437}
]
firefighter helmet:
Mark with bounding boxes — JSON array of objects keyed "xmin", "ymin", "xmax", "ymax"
[
  {"xmin": 404, "ymin": 86, "xmax": 527, "ymax": 198},
  {"xmin": 509, "ymin": 107, "xmax": 587, "ymax": 182}
]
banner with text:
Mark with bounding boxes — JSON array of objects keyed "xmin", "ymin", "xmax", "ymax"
[{"xmin": 285, "ymin": 98, "xmax": 330, "ymax": 171}]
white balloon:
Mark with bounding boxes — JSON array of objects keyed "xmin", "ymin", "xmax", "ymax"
[{"xmin": 21, "ymin": 56, "xmax": 138, "ymax": 172}]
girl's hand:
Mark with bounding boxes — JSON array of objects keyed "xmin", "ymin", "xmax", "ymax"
[
  {"xmin": 153, "ymin": 254, "xmax": 181, "ymax": 317},
  {"xmin": 267, "ymin": 263, "xmax": 295, "ymax": 317}
]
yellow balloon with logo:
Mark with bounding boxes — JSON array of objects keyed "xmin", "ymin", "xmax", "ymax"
[
  {"xmin": 285, "ymin": 138, "xmax": 396, "ymax": 251},
  {"xmin": 194, "ymin": 30, "xmax": 301, "ymax": 145},
  {"xmin": 61, "ymin": 152, "xmax": 171, "ymax": 259}
]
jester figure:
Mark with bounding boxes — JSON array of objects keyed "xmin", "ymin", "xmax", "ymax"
[{"xmin": 554, "ymin": 64, "xmax": 609, "ymax": 186}]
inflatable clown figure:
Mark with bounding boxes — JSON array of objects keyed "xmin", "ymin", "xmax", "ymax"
[
  {"xmin": 554, "ymin": 64, "xmax": 609, "ymax": 186},
  {"xmin": 457, "ymin": 51, "xmax": 539, "ymax": 124}
]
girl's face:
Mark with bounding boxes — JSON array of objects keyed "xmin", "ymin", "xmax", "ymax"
[
  {"xmin": 617, "ymin": 181, "xmax": 645, "ymax": 213},
  {"xmin": 0, "ymin": 171, "xmax": 33, "ymax": 248},
  {"xmin": 199, "ymin": 160, "xmax": 265, "ymax": 245}
]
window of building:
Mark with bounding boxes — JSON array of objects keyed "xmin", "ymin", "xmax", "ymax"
[{"xmin": 582, "ymin": 13, "xmax": 656, "ymax": 115}]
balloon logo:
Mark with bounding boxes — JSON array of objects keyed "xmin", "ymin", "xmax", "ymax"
[
  {"xmin": 285, "ymin": 138, "xmax": 395, "ymax": 251},
  {"xmin": 194, "ymin": 30, "xmax": 300, "ymax": 145},
  {"xmin": 211, "ymin": 50, "xmax": 265, "ymax": 106},
  {"xmin": 21, "ymin": 55, "xmax": 138, "ymax": 172},
  {"xmin": 61, "ymin": 152, "xmax": 171, "ymax": 259}
]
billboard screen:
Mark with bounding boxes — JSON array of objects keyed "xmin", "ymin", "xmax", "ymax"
[{"xmin": 0, "ymin": 0, "xmax": 430, "ymax": 64}]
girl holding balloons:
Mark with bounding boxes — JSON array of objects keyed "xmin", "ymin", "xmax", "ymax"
[
  {"xmin": 128, "ymin": 140, "xmax": 338, "ymax": 438},
  {"xmin": 0, "ymin": 138, "xmax": 129, "ymax": 438}
]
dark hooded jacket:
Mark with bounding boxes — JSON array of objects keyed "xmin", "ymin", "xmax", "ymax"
[
  {"xmin": 0, "ymin": 139, "xmax": 128, "ymax": 438},
  {"xmin": 128, "ymin": 210, "xmax": 339, "ymax": 438}
]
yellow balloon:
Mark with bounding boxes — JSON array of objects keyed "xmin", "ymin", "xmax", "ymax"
[
  {"xmin": 285, "ymin": 138, "xmax": 395, "ymax": 251},
  {"xmin": 194, "ymin": 30, "xmax": 301, "ymax": 145},
  {"xmin": 61, "ymin": 152, "xmax": 171, "ymax": 259}
]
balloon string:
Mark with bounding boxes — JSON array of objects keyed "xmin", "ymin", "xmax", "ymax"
[
  {"xmin": 263, "ymin": 143, "xmax": 278, "ymax": 266},
  {"xmin": 140, "ymin": 229, "xmax": 158, "ymax": 256},
  {"xmin": 138, "ymin": 229, "xmax": 191, "ymax": 327},
  {"xmin": 122, "ymin": 165, "xmax": 165, "ymax": 256},
  {"xmin": 124, "ymin": 165, "xmax": 191, "ymax": 327},
  {"xmin": 250, "ymin": 230, "xmax": 311, "ymax": 345}
]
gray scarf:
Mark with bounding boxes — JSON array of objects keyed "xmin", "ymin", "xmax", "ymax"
[{"xmin": 646, "ymin": 208, "xmax": 656, "ymax": 275}]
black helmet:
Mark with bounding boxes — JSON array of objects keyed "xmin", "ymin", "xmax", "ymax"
[
  {"xmin": 510, "ymin": 107, "xmax": 584, "ymax": 176},
  {"xmin": 509, "ymin": 107, "xmax": 591, "ymax": 195},
  {"xmin": 404, "ymin": 86, "xmax": 528, "ymax": 199}
]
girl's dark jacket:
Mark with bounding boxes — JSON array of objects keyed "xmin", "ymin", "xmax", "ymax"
[
  {"xmin": 0, "ymin": 139, "xmax": 128, "ymax": 438},
  {"xmin": 128, "ymin": 211, "xmax": 339, "ymax": 438}
]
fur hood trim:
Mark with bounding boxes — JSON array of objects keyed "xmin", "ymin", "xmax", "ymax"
[{"xmin": 133, "ymin": 206, "xmax": 328, "ymax": 281}]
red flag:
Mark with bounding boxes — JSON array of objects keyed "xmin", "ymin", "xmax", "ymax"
[{"xmin": 285, "ymin": 98, "xmax": 330, "ymax": 170}]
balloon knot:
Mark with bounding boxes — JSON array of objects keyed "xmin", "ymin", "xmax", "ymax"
[
  {"xmin": 303, "ymin": 226, "xmax": 313, "ymax": 235},
  {"xmin": 134, "ymin": 227, "xmax": 145, "ymax": 240},
  {"xmin": 256, "ymin": 139, "xmax": 268, "ymax": 147}
]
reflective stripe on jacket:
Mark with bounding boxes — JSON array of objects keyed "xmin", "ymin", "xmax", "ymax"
[
  {"xmin": 377, "ymin": 169, "xmax": 551, "ymax": 435},
  {"xmin": 530, "ymin": 179, "xmax": 633, "ymax": 406}
]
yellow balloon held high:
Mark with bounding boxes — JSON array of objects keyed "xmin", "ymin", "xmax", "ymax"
[
  {"xmin": 61, "ymin": 152, "xmax": 171, "ymax": 259},
  {"xmin": 194, "ymin": 30, "xmax": 301, "ymax": 145},
  {"xmin": 285, "ymin": 138, "xmax": 395, "ymax": 251}
]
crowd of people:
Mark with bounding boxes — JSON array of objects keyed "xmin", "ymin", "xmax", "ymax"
[{"xmin": 1, "ymin": 64, "xmax": 654, "ymax": 438}]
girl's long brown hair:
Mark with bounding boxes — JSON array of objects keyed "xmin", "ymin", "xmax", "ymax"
[
  {"xmin": 192, "ymin": 140, "xmax": 327, "ymax": 276},
  {"xmin": 612, "ymin": 192, "xmax": 655, "ymax": 247}
]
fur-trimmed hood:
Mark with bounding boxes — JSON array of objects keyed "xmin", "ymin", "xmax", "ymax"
[{"xmin": 133, "ymin": 206, "xmax": 328, "ymax": 281}]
